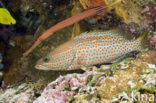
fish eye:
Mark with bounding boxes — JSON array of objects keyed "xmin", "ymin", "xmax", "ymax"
[{"xmin": 43, "ymin": 57, "xmax": 50, "ymax": 62}]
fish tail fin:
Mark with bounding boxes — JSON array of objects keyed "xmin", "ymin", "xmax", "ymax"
[{"xmin": 136, "ymin": 31, "xmax": 150, "ymax": 50}]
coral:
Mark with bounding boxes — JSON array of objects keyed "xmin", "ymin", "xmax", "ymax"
[
  {"xmin": 79, "ymin": 0, "xmax": 153, "ymax": 24},
  {"xmin": 33, "ymin": 71, "xmax": 105, "ymax": 103},
  {"xmin": 0, "ymin": 83, "xmax": 35, "ymax": 103},
  {"xmin": 33, "ymin": 72, "xmax": 89, "ymax": 103},
  {"xmin": 33, "ymin": 51, "xmax": 156, "ymax": 103},
  {"xmin": 29, "ymin": 77, "xmax": 47, "ymax": 94},
  {"xmin": 107, "ymin": 0, "xmax": 152, "ymax": 24},
  {"xmin": 33, "ymin": 52, "xmax": 155, "ymax": 103},
  {"xmin": 98, "ymin": 61, "xmax": 149, "ymax": 99},
  {"xmin": 142, "ymin": 4, "xmax": 156, "ymax": 50},
  {"xmin": 0, "ymin": 50, "xmax": 155, "ymax": 103},
  {"xmin": 138, "ymin": 50, "xmax": 156, "ymax": 64}
]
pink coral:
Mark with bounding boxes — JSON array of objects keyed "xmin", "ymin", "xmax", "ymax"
[
  {"xmin": 34, "ymin": 71, "xmax": 103, "ymax": 103},
  {"xmin": 33, "ymin": 73, "xmax": 88, "ymax": 103},
  {"xmin": 34, "ymin": 89, "xmax": 74, "ymax": 103}
]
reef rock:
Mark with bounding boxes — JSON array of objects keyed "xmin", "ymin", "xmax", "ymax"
[
  {"xmin": 33, "ymin": 51, "xmax": 156, "ymax": 103},
  {"xmin": 0, "ymin": 50, "xmax": 155, "ymax": 103}
]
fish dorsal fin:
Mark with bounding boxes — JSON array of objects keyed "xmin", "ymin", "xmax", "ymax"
[
  {"xmin": 104, "ymin": 29, "xmax": 131, "ymax": 39},
  {"xmin": 73, "ymin": 29, "xmax": 130, "ymax": 43},
  {"xmin": 110, "ymin": 29, "xmax": 133, "ymax": 40},
  {"xmin": 74, "ymin": 29, "xmax": 124, "ymax": 38}
]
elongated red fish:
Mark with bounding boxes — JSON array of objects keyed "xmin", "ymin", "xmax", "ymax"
[{"xmin": 35, "ymin": 30, "xmax": 148, "ymax": 70}]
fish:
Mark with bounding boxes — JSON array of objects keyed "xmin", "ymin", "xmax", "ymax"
[
  {"xmin": 35, "ymin": 30, "xmax": 149, "ymax": 71},
  {"xmin": 23, "ymin": 0, "xmax": 122, "ymax": 57},
  {"xmin": 0, "ymin": 8, "xmax": 16, "ymax": 25}
]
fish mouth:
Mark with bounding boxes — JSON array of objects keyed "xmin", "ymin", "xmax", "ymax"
[{"xmin": 35, "ymin": 65, "xmax": 49, "ymax": 70}]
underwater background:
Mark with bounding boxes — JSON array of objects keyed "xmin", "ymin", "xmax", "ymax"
[{"xmin": 0, "ymin": 0, "xmax": 155, "ymax": 103}]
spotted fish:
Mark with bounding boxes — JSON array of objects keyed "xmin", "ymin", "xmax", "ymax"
[{"xmin": 35, "ymin": 30, "xmax": 148, "ymax": 71}]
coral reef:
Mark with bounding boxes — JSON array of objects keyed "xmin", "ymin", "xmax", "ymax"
[
  {"xmin": 1, "ymin": 51, "xmax": 155, "ymax": 103},
  {"xmin": 72, "ymin": 52, "xmax": 156, "ymax": 102},
  {"xmin": 106, "ymin": 0, "xmax": 152, "ymax": 24},
  {"xmin": 34, "ymin": 50, "xmax": 156, "ymax": 103},
  {"xmin": 33, "ymin": 72, "xmax": 92, "ymax": 103},
  {"xmin": 138, "ymin": 50, "xmax": 156, "ymax": 64},
  {"xmin": 0, "ymin": 83, "xmax": 35, "ymax": 103},
  {"xmin": 79, "ymin": 0, "xmax": 153, "ymax": 24},
  {"xmin": 31, "ymin": 50, "xmax": 156, "ymax": 103}
]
